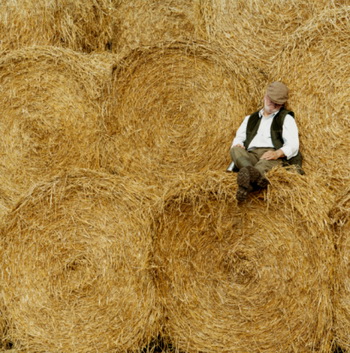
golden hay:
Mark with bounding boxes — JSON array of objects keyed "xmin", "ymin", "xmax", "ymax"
[
  {"xmin": 199, "ymin": 0, "xmax": 345, "ymax": 68},
  {"xmin": 330, "ymin": 187, "xmax": 350, "ymax": 351},
  {"xmin": 0, "ymin": 0, "xmax": 116, "ymax": 52},
  {"xmin": 111, "ymin": 0, "xmax": 206, "ymax": 57},
  {"xmin": 0, "ymin": 169, "xmax": 161, "ymax": 353},
  {"xmin": 0, "ymin": 46, "xmax": 115, "ymax": 213},
  {"xmin": 100, "ymin": 40, "xmax": 266, "ymax": 187},
  {"xmin": 153, "ymin": 168, "xmax": 334, "ymax": 353},
  {"xmin": 267, "ymin": 6, "xmax": 350, "ymax": 193}
]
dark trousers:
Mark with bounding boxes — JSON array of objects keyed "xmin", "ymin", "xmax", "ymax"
[{"xmin": 230, "ymin": 147, "xmax": 282, "ymax": 176}]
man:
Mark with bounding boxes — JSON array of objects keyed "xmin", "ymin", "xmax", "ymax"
[{"xmin": 230, "ymin": 81, "xmax": 301, "ymax": 202}]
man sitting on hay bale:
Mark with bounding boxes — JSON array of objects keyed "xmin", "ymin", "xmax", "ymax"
[{"xmin": 229, "ymin": 81, "xmax": 303, "ymax": 202}]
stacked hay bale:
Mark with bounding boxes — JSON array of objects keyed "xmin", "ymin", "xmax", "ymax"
[
  {"xmin": 153, "ymin": 169, "xmax": 334, "ymax": 353},
  {"xmin": 0, "ymin": 169, "xmax": 161, "ymax": 353},
  {"xmin": 199, "ymin": 0, "xmax": 343, "ymax": 69},
  {"xmin": 330, "ymin": 188, "xmax": 350, "ymax": 351},
  {"xmin": 0, "ymin": 46, "xmax": 114, "ymax": 215},
  {"xmin": 111, "ymin": 0, "xmax": 206, "ymax": 56},
  {"xmin": 0, "ymin": 2, "xmax": 344, "ymax": 353},
  {"xmin": 266, "ymin": 6, "xmax": 350, "ymax": 193},
  {"xmin": 101, "ymin": 40, "xmax": 266, "ymax": 189},
  {"xmin": 0, "ymin": 0, "xmax": 115, "ymax": 52}
]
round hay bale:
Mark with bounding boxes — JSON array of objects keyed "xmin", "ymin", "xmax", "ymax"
[
  {"xmin": 101, "ymin": 40, "xmax": 266, "ymax": 187},
  {"xmin": 0, "ymin": 46, "xmax": 114, "ymax": 210},
  {"xmin": 330, "ymin": 187, "xmax": 350, "ymax": 351},
  {"xmin": 0, "ymin": 0, "xmax": 115, "ymax": 52},
  {"xmin": 267, "ymin": 6, "xmax": 350, "ymax": 191},
  {"xmin": 111, "ymin": 0, "xmax": 205, "ymax": 56},
  {"xmin": 199, "ymin": 0, "xmax": 343, "ymax": 68},
  {"xmin": 153, "ymin": 169, "xmax": 333, "ymax": 353},
  {"xmin": 0, "ymin": 169, "xmax": 161, "ymax": 353}
]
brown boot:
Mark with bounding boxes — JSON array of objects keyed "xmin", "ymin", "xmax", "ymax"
[
  {"xmin": 236, "ymin": 167, "xmax": 252, "ymax": 202},
  {"xmin": 236, "ymin": 184, "xmax": 253, "ymax": 202},
  {"xmin": 246, "ymin": 166, "xmax": 261, "ymax": 183},
  {"xmin": 255, "ymin": 175, "xmax": 269, "ymax": 189},
  {"xmin": 246, "ymin": 166, "xmax": 269, "ymax": 189}
]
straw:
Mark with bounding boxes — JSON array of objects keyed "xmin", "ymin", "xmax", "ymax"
[
  {"xmin": 331, "ymin": 187, "xmax": 350, "ymax": 351},
  {"xmin": 100, "ymin": 39, "xmax": 266, "ymax": 191},
  {"xmin": 0, "ymin": 0, "xmax": 115, "ymax": 52},
  {"xmin": 153, "ymin": 169, "xmax": 334, "ymax": 353},
  {"xmin": 267, "ymin": 6, "xmax": 350, "ymax": 193},
  {"xmin": 0, "ymin": 169, "xmax": 161, "ymax": 353},
  {"xmin": 0, "ymin": 46, "xmax": 115, "ymax": 215}
]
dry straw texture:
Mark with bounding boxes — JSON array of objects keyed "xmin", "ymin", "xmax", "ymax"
[
  {"xmin": 267, "ymin": 6, "xmax": 350, "ymax": 193},
  {"xmin": 199, "ymin": 0, "xmax": 345, "ymax": 68},
  {"xmin": 0, "ymin": 169, "xmax": 161, "ymax": 353},
  {"xmin": 0, "ymin": 1, "xmax": 347, "ymax": 352},
  {"xmin": 0, "ymin": 46, "xmax": 115, "ymax": 215},
  {"xmin": 111, "ymin": 0, "xmax": 206, "ymax": 56},
  {"xmin": 101, "ymin": 40, "xmax": 266, "ymax": 189},
  {"xmin": 153, "ymin": 169, "xmax": 334, "ymax": 353},
  {"xmin": 330, "ymin": 188, "xmax": 350, "ymax": 351},
  {"xmin": 0, "ymin": 0, "xmax": 116, "ymax": 52}
]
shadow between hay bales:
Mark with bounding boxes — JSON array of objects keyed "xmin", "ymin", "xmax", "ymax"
[
  {"xmin": 0, "ymin": 169, "xmax": 161, "ymax": 353},
  {"xmin": 152, "ymin": 169, "xmax": 334, "ymax": 353}
]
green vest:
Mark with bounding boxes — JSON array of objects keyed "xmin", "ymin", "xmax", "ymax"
[{"xmin": 244, "ymin": 109, "xmax": 304, "ymax": 174}]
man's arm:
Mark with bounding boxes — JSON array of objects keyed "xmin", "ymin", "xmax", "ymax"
[
  {"xmin": 230, "ymin": 115, "xmax": 250, "ymax": 148},
  {"xmin": 260, "ymin": 114, "xmax": 299, "ymax": 161},
  {"xmin": 260, "ymin": 149, "xmax": 285, "ymax": 160}
]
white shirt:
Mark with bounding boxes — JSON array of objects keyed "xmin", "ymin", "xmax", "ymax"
[{"xmin": 231, "ymin": 109, "xmax": 299, "ymax": 160}]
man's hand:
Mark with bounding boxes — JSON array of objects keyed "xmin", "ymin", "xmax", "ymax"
[
  {"xmin": 233, "ymin": 144, "xmax": 245, "ymax": 149},
  {"xmin": 260, "ymin": 149, "xmax": 285, "ymax": 160}
]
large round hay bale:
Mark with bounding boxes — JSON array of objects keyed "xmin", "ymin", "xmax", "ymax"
[
  {"xmin": 153, "ymin": 169, "xmax": 333, "ymax": 353},
  {"xmin": 101, "ymin": 40, "xmax": 266, "ymax": 187},
  {"xmin": 111, "ymin": 0, "xmax": 205, "ymax": 56},
  {"xmin": 199, "ymin": 0, "xmax": 343, "ymax": 68},
  {"xmin": 330, "ymin": 187, "xmax": 350, "ymax": 351},
  {"xmin": 0, "ymin": 169, "xmax": 160, "ymax": 353},
  {"xmin": 0, "ymin": 0, "xmax": 115, "ymax": 52},
  {"xmin": 267, "ymin": 6, "xmax": 350, "ymax": 192},
  {"xmin": 0, "ymin": 46, "xmax": 114, "ymax": 211}
]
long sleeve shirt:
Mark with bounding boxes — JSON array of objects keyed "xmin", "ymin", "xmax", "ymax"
[{"xmin": 231, "ymin": 109, "xmax": 299, "ymax": 160}]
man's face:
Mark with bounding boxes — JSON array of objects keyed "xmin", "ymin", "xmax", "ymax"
[{"xmin": 263, "ymin": 94, "xmax": 282, "ymax": 114}]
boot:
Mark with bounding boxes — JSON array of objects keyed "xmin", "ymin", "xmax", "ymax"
[
  {"xmin": 236, "ymin": 167, "xmax": 252, "ymax": 202},
  {"xmin": 246, "ymin": 166, "xmax": 269, "ymax": 189}
]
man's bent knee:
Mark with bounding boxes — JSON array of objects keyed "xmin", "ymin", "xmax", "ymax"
[{"xmin": 230, "ymin": 146, "xmax": 254, "ymax": 169}]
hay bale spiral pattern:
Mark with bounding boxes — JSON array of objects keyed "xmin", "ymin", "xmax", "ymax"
[
  {"xmin": 154, "ymin": 170, "xmax": 334, "ymax": 353},
  {"xmin": 0, "ymin": 46, "xmax": 113, "ymax": 211},
  {"xmin": 101, "ymin": 40, "xmax": 266, "ymax": 185},
  {"xmin": 0, "ymin": 169, "xmax": 160, "ymax": 353}
]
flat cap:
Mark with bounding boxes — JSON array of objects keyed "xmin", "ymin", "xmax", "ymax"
[{"xmin": 266, "ymin": 81, "xmax": 289, "ymax": 104}]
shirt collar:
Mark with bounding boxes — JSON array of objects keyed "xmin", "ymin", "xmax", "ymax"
[{"xmin": 259, "ymin": 108, "xmax": 281, "ymax": 119}]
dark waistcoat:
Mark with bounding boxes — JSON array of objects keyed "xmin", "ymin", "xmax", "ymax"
[{"xmin": 243, "ymin": 108, "xmax": 304, "ymax": 174}]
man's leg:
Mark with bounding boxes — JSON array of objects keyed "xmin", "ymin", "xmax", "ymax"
[
  {"xmin": 230, "ymin": 146, "xmax": 258, "ymax": 168},
  {"xmin": 254, "ymin": 159, "xmax": 282, "ymax": 176},
  {"xmin": 231, "ymin": 148, "xmax": 283, "ymax": 201},
  {"xmin": 230, "ymin": 147, "xmax": 261, "ymax": 201},
  {"xmin": 248, "ymin": 149, "xmax": 283, "ymax": 188}
]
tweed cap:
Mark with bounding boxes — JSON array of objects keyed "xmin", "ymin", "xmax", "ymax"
[{"xmin": 266, "ymin": 81, "xmax": 289, "ymax": 104}]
